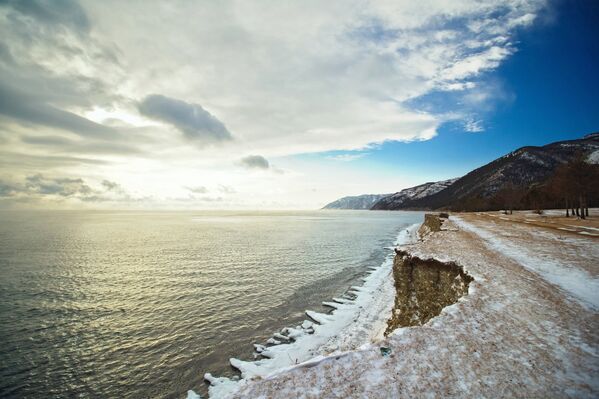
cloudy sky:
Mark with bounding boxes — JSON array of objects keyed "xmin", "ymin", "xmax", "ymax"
[{"xmin": 0, "ymin": 0, "xmax": 597, "ymax": 209}]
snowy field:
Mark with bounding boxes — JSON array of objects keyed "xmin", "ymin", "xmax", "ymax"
[
  {"xmin": 201, "ymin": 214, "xmax": 599, "ymax": 398},
  {"xmin": 453, "ymin": 216, "xmax": 599, "ymax": 311}
]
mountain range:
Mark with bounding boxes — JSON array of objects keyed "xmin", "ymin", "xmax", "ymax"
[
  {"xmin": 322, "ymin": 194, "xmax": 390, "ymax": 210},
  {"xmin": 323, "ymin": 133, "xmax": 599, "ymax": 211}
]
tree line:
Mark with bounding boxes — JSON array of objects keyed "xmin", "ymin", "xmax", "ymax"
[{"xmin": 454, "ymin": 156, "xmax": 599, "ymax": 217}]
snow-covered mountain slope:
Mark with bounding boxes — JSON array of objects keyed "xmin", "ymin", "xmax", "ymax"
[
  {"xmin": 370, "ymin": 178, "xmax": 459, "ymax": 210},
  {"xmin": 322, "ymin": 194, "xmax": 390, "ymax": 209},
  {"xmin": 323, "ymin": 178, "xmax": 459, "ymax": 210},
  {"xmin": 376, "ymin": 133, "xmax": 599, "ymax": 210}
]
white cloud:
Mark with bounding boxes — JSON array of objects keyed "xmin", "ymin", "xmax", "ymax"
[
  {"xmin": 218, "ymin": 185, "xmax": 236, "ymax": 194},
  {"xmin": 79, "ymin": 0, "xmax": 544, "ymax": 153},
  {"xmin": 464, "ymin": 118, "xmax": 485, "ymax": 132},
  {"xmin": 0, "ymin": 0, "xmax": 546, "ymax": 208},
  {"xmin": 327, "ymin": 153, "xmax": 369, "ymax": 162},
  {"xmin": 439, "ymin": 46, "xmax": 513, "ymax": 82}
]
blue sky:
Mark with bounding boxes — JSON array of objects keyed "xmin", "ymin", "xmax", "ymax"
[{"xmin": 309, "ymin": 0, "xmax": 599, "ymax": 185}]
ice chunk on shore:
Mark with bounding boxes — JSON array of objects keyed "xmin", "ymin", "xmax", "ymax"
[
  {"xmin": 305, "ymin": 310, "xmax": 332, "ymax": 324},
  {"xmin": 273, "ymin": 332, "xmax": 290, "ymax": 341},
  {"xmin": 201, "ymin": 222, "xmax": 421, "ymax": 398},
  {"xmin": 203, "ymin": 373, "xmax": 240, "ymax": 398},
  {"xmin": 187, "ymin": 390, "xmax": 202, "ymax": 399},
  {"xmin": 301, "ymin": 320, "xmax": 314, "ymax": 329},
  {"xmin": 332, "ymin": 297, "xmax": 353, "ymax": 304},
  {"xmin": 283, "ymin": 327, "xmax": 305, "ymax": 340}
]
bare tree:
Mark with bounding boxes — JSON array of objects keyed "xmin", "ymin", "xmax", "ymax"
[
  {"xmin": 495, "ymin": 183, "xmax": 523, "ymax": 215},
  {"xmin": 550, "ymin": 163, "xmax": 576, "ymax": 217},
  {"xmin": 550, "ymin": 156, "xmax": 599, "ymax": 219}
]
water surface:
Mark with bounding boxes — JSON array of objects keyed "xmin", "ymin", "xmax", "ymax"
[{"xmin": 0, "ymin": 210, "xmax": 422, "ymax": 398}]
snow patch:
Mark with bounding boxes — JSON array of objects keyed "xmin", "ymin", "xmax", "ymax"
[
  {"xmin": 579, "ymin": 231, "xmax": 599, "ymax": 237},
  {"xmin": 587, "ymin": 149, "xmax": 599, "ymax": 164},
  {"xmin": 567, "ymin": 225, "xmax": 599, "ymax": 232}
]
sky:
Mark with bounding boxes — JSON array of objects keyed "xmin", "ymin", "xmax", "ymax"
[{"xmin": 0, "ymin": 0, "xmax": 598, "ymax": 209}]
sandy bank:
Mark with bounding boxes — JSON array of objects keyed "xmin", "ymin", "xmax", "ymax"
[{"xmin": 225, "ymin": 214, "xmax": 599, "ymax": 398}]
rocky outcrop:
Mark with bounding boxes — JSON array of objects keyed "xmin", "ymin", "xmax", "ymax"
[
  {"xmin": 417, "ymin": 213, "xmax": 443, "ymax": 237},
  {"xmin": 385, "ymin": 249, "xmax": 473, "ymax": 334}
]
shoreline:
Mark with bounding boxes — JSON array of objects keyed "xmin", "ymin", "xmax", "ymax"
[
  {"xmin": 193, "ymin": 223, "xmax": 421, "ymax": 399},
  {"xmin": 216, "ymin": 212, "xmax": 598, "ymax": 398}
]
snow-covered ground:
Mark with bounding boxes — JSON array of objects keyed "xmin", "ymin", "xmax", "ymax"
[
  {"xmin": 191, "ymin": 224, "xmax": 420, "ymax": 399},
  {"xmin": 453, "ymin": 216, "xmax": 599, "ymax": 311},
  {"xmin": 211, "ymin": 214, "xmax": 599, "ymax": 398}
]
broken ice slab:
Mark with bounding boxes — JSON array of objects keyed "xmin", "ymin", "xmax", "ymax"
[{"xmin": 305, "ymin": 310, "xmax": 332, "ymax": 324}]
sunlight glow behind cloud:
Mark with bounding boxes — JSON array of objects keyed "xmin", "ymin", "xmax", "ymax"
[{"xmin": 0, "ymin": 0, "xmax": 545, "ymax": 208}]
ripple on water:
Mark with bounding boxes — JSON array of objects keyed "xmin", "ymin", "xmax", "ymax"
[{"xmin": 0, "ymin": 210, "xmax": 422, "ymax": 398}]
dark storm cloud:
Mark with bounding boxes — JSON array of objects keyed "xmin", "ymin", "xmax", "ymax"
[
  {"xmin": 138, "ymin": 94, "xmax": 233, "ymax": 143},
  {"xmin": 239, "ymin": 155, "xmax": 269, "ymax": 169}
]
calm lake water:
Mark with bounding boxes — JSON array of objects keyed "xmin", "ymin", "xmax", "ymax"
[{"xmin": 0, "ymin": 210, "xmax": 422, "ymax": 398}]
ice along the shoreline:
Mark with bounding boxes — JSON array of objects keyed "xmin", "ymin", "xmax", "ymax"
[{"xmin": 189, "ymin": 223, "xmax": 421, "ymax": 399}]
